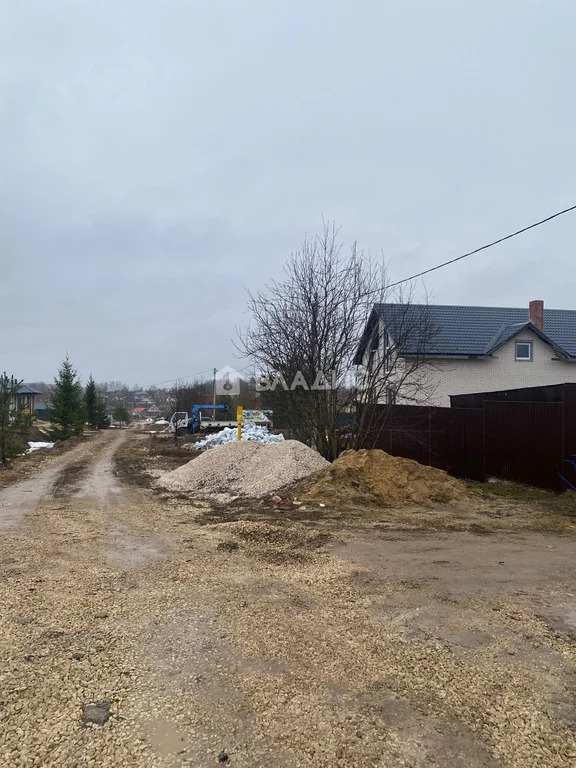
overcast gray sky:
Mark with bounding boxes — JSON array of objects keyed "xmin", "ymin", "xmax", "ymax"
[{"xmin": 2, "ymin": 0, "xmax": 575, "ymax": 386}]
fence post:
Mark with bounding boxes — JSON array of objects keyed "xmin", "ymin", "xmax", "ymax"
[
  {"xmin": 482, "ymin": 406, "xmax": 486, "ymax": 481},
  {"xmin": 428, "ymin": 408, "xmax": 432, "ymax": 466}
]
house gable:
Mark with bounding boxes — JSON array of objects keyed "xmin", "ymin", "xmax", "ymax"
[{"xmin": 485, "ymin": 322, "xmax": 572, "ymax": 358}]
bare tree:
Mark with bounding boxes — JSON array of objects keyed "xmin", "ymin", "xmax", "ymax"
[
  {"xmin": 168, "ymin": 378, "xmax": 213, "ymax": 415},
  {"xmin": 168, "ymin": 380, "xmax": 187, "ymax": 414},
  {"xmin": 237, "ymin": 222, "xmax": 436, "ymax": 460}
]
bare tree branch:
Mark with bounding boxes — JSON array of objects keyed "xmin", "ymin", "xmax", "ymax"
[{"xmin": 237, "ymin": 222, "xmax": 436, "ymax": 459}]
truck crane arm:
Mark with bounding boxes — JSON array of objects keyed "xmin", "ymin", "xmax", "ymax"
[{"xmin": 189, "ymin": 404, "xmax": 230, "ymax": 433}]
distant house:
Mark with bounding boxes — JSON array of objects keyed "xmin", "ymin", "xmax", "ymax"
[
  {"xmin": 356, "ymin": 300, "xmax": 576, "ymax": 407},
  {"xmin": 146, "ymin": 404, "xmax": 161, "ymax": 417},
  {"xmin": 35, "ymin": 401, "xmax": 52, "ymax": 421},
  {"xmin": 13, "ymin": 384, "xmax": 42, "ymax": 414},
  {"xmin": 132, "ymin": 406, "xmax": 147, "ymax": 419}
]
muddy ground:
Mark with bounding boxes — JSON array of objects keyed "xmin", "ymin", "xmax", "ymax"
[{"xmin": 1, "ymin": 430, "xmax": 576, "ymax": 767}]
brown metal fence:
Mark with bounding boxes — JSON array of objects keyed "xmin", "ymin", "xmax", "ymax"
[
  {"xmin": 483, "ymin": 401, "xmax": 564, "ymax": 490},
  {"xmin": 363, "ymin": 399, "xmax": 570, "ymax": 491}
]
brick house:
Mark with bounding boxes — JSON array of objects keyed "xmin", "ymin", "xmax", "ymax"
[{"xmin": 356, "ymin": 300, "xmax": 576, "ymax": 407}]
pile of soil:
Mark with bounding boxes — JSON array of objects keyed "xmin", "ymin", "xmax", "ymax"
[
  {"xmin": 28, "ymin": 425, "xmax": 51, "ymax": 442},
  {"xmin": 157, "ymin": 439, "xmax": 329, "ymax": 498},
  {"xmin": 298, "ymin": 449, "xmax": 471, "ymax": 506}
]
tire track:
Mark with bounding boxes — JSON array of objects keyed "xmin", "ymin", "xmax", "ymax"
[{"xmin": 0, "ymin": 431, "xmax": 125, "ymax": 530}]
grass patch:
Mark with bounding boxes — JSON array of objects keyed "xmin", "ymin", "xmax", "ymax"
[
  {"xmin": 52, "ymin": 455, "xmax": 93, "ymax": 496},
  {"xmin": 114, "ymin": 434, "xmax": 197, "ymax": 488},
  {"xmin": 147, "ymin": 434, "xmax": 199, "ymax": 458},
  {"xmin": 470, "ymin": 480, "xmax": 576, "ymax": 518}
]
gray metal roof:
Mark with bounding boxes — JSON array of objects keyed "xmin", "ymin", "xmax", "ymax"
[
  {"xmin": 17, "ymin": 384, "xmax": 42, "ymax": 395},
  {"xmin": 371, "ymin": 303, "xmax": 576, "ymax": 358}
]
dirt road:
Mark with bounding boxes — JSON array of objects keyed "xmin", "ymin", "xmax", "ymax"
[{"xmin": 1, "ymin": 431, "xmax": 576, "ymax": 767}]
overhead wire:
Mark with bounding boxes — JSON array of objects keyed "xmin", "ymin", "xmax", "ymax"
[
  {"xmin": 385, "ymin": 203, "xmax": 576, "ymax": 290},
  {"xmin": 147, "ymin": 362, "xmax": 254, "ymax": 389},
  {"xmin": 146, "ymin": 204, "xmax": 576, "ymax": 387},
  {"xmin": 147, "ymin": 368, "xmax": 215, "ymax": 388}
]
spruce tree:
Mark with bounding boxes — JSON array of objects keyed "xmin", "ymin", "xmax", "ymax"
[
  {"xmin": 0, "ymin": 374, "xmax": 33, "ymax": 465},
  {"xmin": 48, "ymin": 357, "xmax": 86, "ymax": 440},
  {"xmin": 95, "ymin": 395, "xmax": 110, "ymax": 429},
  {"xmin": 112, "ymin": 404, "xmax": 131, "ymax": 426},
  {"xmin": 84, "ymin": 375, "xmax": 99, "ymax": 428}
]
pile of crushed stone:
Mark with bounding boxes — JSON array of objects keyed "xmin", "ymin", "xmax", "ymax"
[
  {"xmin": 298, "ymin": 449, "xmax": 471, "ymax": 506},
  {"xmin": 157, "ymin": 439, "xmax": 329, "ymax": 498}
]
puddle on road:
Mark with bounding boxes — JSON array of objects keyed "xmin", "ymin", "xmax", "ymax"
[
  {"xmin": 147, "ymin": 717, "xmax": 189, "ymax": 758},
  {"xmin": 105, "ymin": 535, "xmax": 165, "ymax": 568},
  {"xmin": 564, "ymin": 611, "xmax": 576, "ymax": 629}
]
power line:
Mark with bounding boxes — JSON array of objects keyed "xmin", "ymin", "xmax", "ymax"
[
  {"xmin": 148, "ymin": 368, "xmax": 214, "ymax": 388},
  {"xmin": 149, "ymin": 205, "xmax": 576, "ymax": 388},
  {"xmin": 385, "ymin": 203, "xmax": 576, "ymax": 289},
  {"xmin": 261, "ymin": 203, "xmax": 576, "ymax": 307},
  {"xmin": 147, "ymin": 363, "xmax": 254, "ymax": 389}
]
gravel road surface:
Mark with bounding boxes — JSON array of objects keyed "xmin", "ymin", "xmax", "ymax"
[{"xmin": 1, "ymin": 430, "xmax": 575, "ymax": 767}]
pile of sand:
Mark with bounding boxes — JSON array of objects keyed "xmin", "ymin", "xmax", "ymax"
[
  {"xmin": 157, "ymin": 439, "xmax": 329, "ymax": 498},
  {"xmin": 298, "ymin": 449, "xmax": 470, "ymax": 506}
]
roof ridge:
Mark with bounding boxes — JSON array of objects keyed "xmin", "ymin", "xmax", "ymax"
[
  {"xmin": 371, "ymin": 303, "xmax": 576, "ymax": 358},
  {"xmin": 375, "ymin": 302, "xmax": 572, "ymax": 312}
]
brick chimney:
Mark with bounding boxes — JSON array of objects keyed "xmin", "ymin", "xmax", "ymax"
[{"xmin": 529, "ymin": 299, "xmax": 544, "ymax": 331}]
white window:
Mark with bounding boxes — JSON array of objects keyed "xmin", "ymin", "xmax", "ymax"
[
  {"xmin": 383, "ymin": 331, "xmax": 393, "ymax": 372},
  {"xmin": 515, "ymin": 341, "xmax": 532, "ymax": 361},
  {"xmin": 368, "ymin": 349, "xmax": 378, "ymax": 373}
]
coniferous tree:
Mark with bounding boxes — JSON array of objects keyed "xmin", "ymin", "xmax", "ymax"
[
  {"xmin": 84, "ymin": 376, "xmax": 110, "ymax": 429},
  {"xmin": 112, "ymin": 404, "xmax": 131, "ymax": 426},
  {"xmin": 84, "ymin": 375, "xmax": 99, "ymax": 429},
  {"xmin": 48, "ymin": 357, "xmax": 85, "ymax": 440},
  {"xmin": 0, "ymin": 374, "xmax": 33, "ymax": 465},
  {"xmin": 112, "ymin": 403, "xmax": 130, "ymax": 426},
  {"xmin": 95, "ymin": 395, "xmax": 110, "ymax": 429}
]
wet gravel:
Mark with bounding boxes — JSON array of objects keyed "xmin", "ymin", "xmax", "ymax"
[{"xmin": 1, "ymin": 431, "xmax": 575, "ymax": 767}]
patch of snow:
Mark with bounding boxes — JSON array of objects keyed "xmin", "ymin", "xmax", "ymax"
[
  {"xmin": 27, "ymin": 441, "xmax": 55, "ymax": 452},
  {"xmin": 195, "ymin": 423, "xmax": 284, "ymax": 450},
  {"xmin": 155, "ymin": 419, "xmax": 169, "ymax": 425}
]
